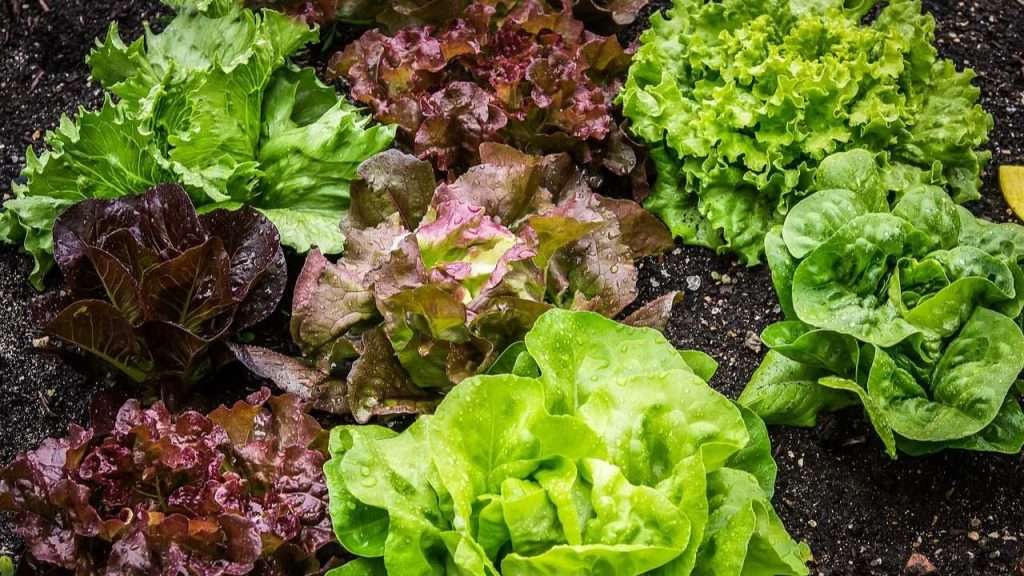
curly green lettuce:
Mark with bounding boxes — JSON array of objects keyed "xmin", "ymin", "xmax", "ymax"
[
  {"xmin": 621, "ymin": 0, "xmax": 992, "ymax": 264},
  {"xmin": 1, "ymin": 0, "xmax": 394, "ymax": 288},
  {"xmin": 324, "ymin": 309, "xmax": 811, "ymax": 575},
  {"xmin": 739, "ymin": 150, "xmax": 1024, "ymax": 457}
]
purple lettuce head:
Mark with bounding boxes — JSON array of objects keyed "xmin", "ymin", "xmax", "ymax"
[
  {"xmin": 329, "ymin": 0, "xmax": 638, "ymax": 181},
  {"xmin": 39, "ymin": 184, "xmax": 287, "ymax": 392}
]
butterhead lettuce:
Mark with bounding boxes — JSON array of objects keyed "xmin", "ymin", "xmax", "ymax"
[
  {"xmin": 621, "ymin": 0, "xmax": 992, "ymax": 264},
  {"xmin": 232, "ymin": 144, "xmax": 677, "ymax": 421},
  {"xmin": 740, "ymin": 150, "xmax": 1024, "ymax": 457},
  {"xmin": 324, "ymin": 309, "xmax": 811, "ymax": 575}
]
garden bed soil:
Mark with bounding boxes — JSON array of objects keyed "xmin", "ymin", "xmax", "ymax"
[{"xmin": 1, "ymin": 0, "xmax": 1023, "ymax": 574}]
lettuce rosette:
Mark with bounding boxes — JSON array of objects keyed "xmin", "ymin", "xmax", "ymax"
[
  {"xmin": 621, "ymin": 0, "xmax": 992, "ymax": 263},
  {"xmin": 232, "ymin": 143, "xmax": 677, "ymax": 421},
  {"xmin": 1, "ymin": 0, "xmax": 394, "ymax": 288},
  {"xmin": 324, "ymin": 309, "xmax": 811, "ymax": 575},
  {"xmin": 0, "ymin": 389, "xmax": 332, "ymax": 575},
  {"xmin": 740, "ymin": 150, "xmax": 1024, "ymax": 457}
]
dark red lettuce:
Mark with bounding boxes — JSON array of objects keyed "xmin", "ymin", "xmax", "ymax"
[
  {"xmin": 0, "ymin": 390, "xmax": 332, "ymax": 575},
  {"xmin": 572, "ymin": 0, "xmax": 650, "ymax": 26},
  {"xmin": 40, "ymin": 184, "xmax": 287, "ymax": 393},
  {"xmin": 257, "ymin": 0, "xmax": 649, "ymax": 32},
  {"xmin": 328, "ymin": 0, "xmax": 635, "ymax": 179},
  {"xmin": 234, "ymin": 145, "xmax": 673, "ymax": 420}
]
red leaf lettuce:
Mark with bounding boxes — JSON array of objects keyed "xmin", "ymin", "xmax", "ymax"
[
  {"xmin": 234, "ymin": 144, "xmax": 674, "ymax": 421},
  {"xmin": 39, "ymin": 184, "xmax": 287, "ymax": 394},
  {"xmin": 0, "ymin": 389, "xmax": 332, "ymax": 575},
  {"xmin": 258, "ymin": 0, "xmax": 650, "ymax": 30},
  {"xmin": 328, "ymin": 0, "xmax": 637, "ymax": 179}
]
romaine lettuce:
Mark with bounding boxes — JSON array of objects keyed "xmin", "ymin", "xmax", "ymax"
[{"xmin": 38, "ymin": 184, "xmax": 287, "ymax": 393}]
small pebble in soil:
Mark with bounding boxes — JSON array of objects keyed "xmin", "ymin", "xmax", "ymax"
[
  {"xmin": 904, "ymin": 552, "xmax": 937, "ymax": 575},
  {"xmin": 743, "ymin": 330, "xmax": 762, "ymax": 352}
]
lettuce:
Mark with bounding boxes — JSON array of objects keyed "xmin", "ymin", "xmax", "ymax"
[
  {"xmin": 0, "ymin": 389, "xmax": 332, "ymax": 574},
  {"xmin": 739, "ymin": 150, "xmax": 1024, "ymax": 457},
  {"xmin": 323, "ymin": 309, "xmax": 811, "ymax": 575},
  {"xmin": 232, "ymin": 144, "xmax": 676, "ymax": 421},
  {"xmin": 259, "ymin": 0, "xmax": 651, "ymax": 31},
  {"xmin": 36, "ymin": 184, "xmax": 287, "ymax": 394},
  {"xmin": 1, "ymin": 0, "xmax": 394, "ymax": 288},
  {"xmin": 621, "ymin": 0, "xmax": 992, "ymax": 264},
  {"xmin": 327, "ymin": 0, "xmax": 638, "ymax": 182}
]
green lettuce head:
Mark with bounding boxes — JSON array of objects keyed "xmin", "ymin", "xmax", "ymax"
[
  {"xmin": 621, "ymin": 0, "xmax": 992, "ymax": 264},
  {"xmin": 1, "ymin": 0, "xmax": 394, "ymax": 288},
  {"xmin": 740, "ymin": 150, "xmax": 1024, "ymax": 458},
  {"xmin": 324, "ymin": 309, "xmax": 811, "ymax": 575}
]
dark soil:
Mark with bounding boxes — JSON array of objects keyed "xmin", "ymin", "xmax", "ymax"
[{"xmin": 1, "ymin": 0, "xmax": 1023, "ymax": 574}]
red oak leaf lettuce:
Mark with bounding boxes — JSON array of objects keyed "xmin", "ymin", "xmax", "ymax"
[
  {"xmin": 0, "ymin": 389, "xmax": 332, "ymax": 575},
  {"xmin": 259, "ymin": 0, "xmax": 650, "ymax": 30},
  {"xmin": 39, "ymin": 184, "xmax": 287, "ymax": 394},
  {"xmin": 235, "ymin": 144, "xmax": 673, "ymax": 421},
  {"xmin": 328, "ymin": 0, "xmax": 635, "ymax": 179}
]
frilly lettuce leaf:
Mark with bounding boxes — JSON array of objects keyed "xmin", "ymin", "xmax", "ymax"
[
  {"xmin": 256, "ymin": 0, "xmax": 652, "ymax": 31},
  {"xmin": 325, "ymin": 309, "xmax": 811, "ymax": 575},
  {"xmin": 328, "ymin": 0, "xmax": 638, "ymax": 186},
  {"xmin": 622, "ymin": 0, "xmax": 992, "ymax": 263},
  {"xmin": 740, "ymin": 149, "xmax": 1024, "ymax": 457},
  {"xmin": 2, "ymin": 2, "xmax": 393, "ymax": 288}
]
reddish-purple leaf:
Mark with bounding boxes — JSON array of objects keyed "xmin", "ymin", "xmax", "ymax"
[
  {"xmin": 45, "ymin": 300, "xmax": 151, "ymax": 382},
  {"xmin": 200, "ymin": 207, "xmax": 287, "ymax": 330},
  {"xmin": 622, "ymin": 291, "xmax": 682, "ymax": 333},
  {"xmin": 140, "ymin": 238, "xmax": 234, "ymax": 336},
  {"xmin": 331, "ymin": 1, "xmax": 630, "ymax": 174},
  {"xmin": 84, "ymin": 245, "xmax": 144, "ymax": 324},
  {"xmin": 597, "ymin": 196, "xmax": 674, "ymax": 258},
  {"xmin": 350, "ymin": 149, "xmax": 437, "ymax": 229},
  {"xmin": 228, "ymin": 343, "xmax": 349, "ymax": 415}
]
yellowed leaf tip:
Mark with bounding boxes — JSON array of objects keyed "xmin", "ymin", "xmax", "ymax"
[{"xmin": 999, "ymin": 165, "xmax": 1024, "ymax": 222}]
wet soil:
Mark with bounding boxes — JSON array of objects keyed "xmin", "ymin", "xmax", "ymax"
[{"xmin": 1, "ymin": 0, "xmax": 1023, "ymax": 574}]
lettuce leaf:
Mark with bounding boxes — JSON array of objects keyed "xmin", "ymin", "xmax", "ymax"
[
  {"xmin": 262, "ymin": 0, "xmax": 651, "ymax": 33},
  {"xmin": 740, "ymin": 149, "xmax": 1024, "ymax": 457},
  {"xmin": 325, "ymin": 310, "xmax": 811, "ymax": 575},
  {"xmin": 621, "ymin": 0, "xmax": 992, "ymax": 263},
  {"xmin": 2, "ymin": 2, "xmax": 394, "ymax": 288}
]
